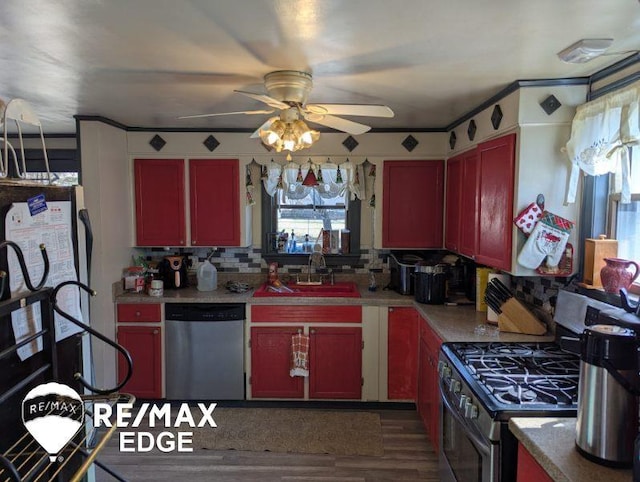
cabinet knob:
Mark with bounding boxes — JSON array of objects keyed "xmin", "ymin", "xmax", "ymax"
[
  {"xmin": 135, "ymin": 311, "xmax": 141, "ymax": 317},
  {"xmin": 153, "ymin": 329, "xmax": 159, "ymax": 335},
  {"xmin": 180, "ymin": 240, "xmax": 184, "ymax": 245},
  {"xmin": 310, "ymin": 329, "xmax": 316, "ymax": 335},
  {"xmin": 193, "ymin": 240, "xmax": 197, "ymax": 245},
  {"xmin": 389, "ymin": 308, "xmax": 394, "ymax": 313}
]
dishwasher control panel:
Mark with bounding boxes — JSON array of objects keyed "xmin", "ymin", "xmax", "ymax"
[{"xmin": 165, "ymin": 303, "xmax": 245, "ymax": 321}]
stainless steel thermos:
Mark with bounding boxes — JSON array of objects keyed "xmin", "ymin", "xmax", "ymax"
[{"xmin": 575, "ymin": 324, "xmax": 639, "ymax": 468}]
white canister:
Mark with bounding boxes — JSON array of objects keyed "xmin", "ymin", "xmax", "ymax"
[{"xmin": 149, "ymin": 279, "xmax": 164, "ymax": 297}]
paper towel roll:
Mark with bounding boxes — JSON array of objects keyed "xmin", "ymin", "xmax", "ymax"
[{"xmin": 487, "ymin": 273, "xmax": 511, "ymax": 324}]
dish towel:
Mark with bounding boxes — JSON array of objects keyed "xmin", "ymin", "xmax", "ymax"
[{"xmin": 290, "ymin": 333, "xmax": 310, "ymax": 377}]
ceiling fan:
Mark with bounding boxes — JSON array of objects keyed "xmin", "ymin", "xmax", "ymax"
[{"xmin": 179, "ymin": 70, "xmax": 394, "ymax": 138}]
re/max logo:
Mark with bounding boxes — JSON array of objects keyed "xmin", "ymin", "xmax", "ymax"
[{"xmin": 93, "ymin": 402, "xmax": 217, "ymax": 453}]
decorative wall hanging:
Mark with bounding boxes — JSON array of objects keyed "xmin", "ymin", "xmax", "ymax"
[
  {"xmin": 491, "ymin": 104, "xmax": 503, "ymax": 130},
  {"xmin": 276, "ymin": 167, "xmax": 284, "ymax": 189},
  {"xmin": 402, "ymin": 135, "xmax": 418, "ymax": 152},
  {"xmin": 540, "ymin": 95, "xmax": 562, "ymax": 115},
  {"xmin": 203, "ymin": 135, "xmax": 220, "ymax": 152},
  {"xmin": 301, "ymin": 160, "xmax": 318, "ymax": 186},
  {"xmin": 467, "ymin": 120, "xmax": 477, "ymax": 141},
  {"xmin": 245, "ymin": 165, "xmax": 255, "ymax": 206},
  {"xmin": 449, "ymin": 131, "xmax": 457, "ymax": 150},
  {"xmin": 343, "ymin": 135, "xmax": 359, "ymax": 152},
  {"xmin": 149, "ymin": 134, "xmax": 166, "ymax": 152}
]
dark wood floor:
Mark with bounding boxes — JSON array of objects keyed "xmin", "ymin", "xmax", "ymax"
[{"xmin": 94, "ymin": 409, "xmax": 439, "ymax": 481}]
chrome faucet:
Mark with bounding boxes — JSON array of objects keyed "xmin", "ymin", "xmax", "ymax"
[{"xmin": 297, "ymin": 245, "xmax": 326, "ymax": 284}]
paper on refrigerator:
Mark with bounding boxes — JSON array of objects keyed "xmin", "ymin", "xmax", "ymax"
[{"xmin": 5, "ymin": 202, "xmax": 84, "ymax": 360}]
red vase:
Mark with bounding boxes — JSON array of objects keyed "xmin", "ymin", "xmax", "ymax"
[{"xmin": 600, "ymin": 258, "xmax": 640, "ymax": 294}]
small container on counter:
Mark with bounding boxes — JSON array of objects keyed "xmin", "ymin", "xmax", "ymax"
[
  {"xmin": 148, "ymin": 279, "xmax": 164, "ymax": 297},
  {"xmin": 122, "ymin": 267, "xmax": 145, "ymax": 293}
]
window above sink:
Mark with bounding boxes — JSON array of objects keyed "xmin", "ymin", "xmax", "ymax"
[{"xmin": 261, "ymin": 165, "xmax": 362, "ymax": 266}]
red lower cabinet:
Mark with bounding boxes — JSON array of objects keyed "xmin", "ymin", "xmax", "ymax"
[
  {"xmin": 388, "ymin": 307, "xmax": 419, "ymax": 400},
  {"xmin": 417, "ymin": 319, "xmax": 442, "ymax": 452},
  {"xmin": 117, "ymin": 325, "xmax": 162, "ymax": 399},
  {"xmin": 517, "ymin": 442, "xmax": 553, "ymax": 482},
  {"xmin": 309, "ymin": 327, "xmax": 362, "ymax": 399},
  {"xmin": 250, "ymin": 327, "xmax": 304, "ymax": 398}
]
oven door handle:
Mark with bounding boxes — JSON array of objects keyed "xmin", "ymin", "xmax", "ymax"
[{"xmin": 440, "ymin": 381, "xmax": 492, "ymax": 457}]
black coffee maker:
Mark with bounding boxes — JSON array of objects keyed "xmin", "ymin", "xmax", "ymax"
[{"xmin": 157, "ymin": 256, "xmax": 189, "ymax": 289}]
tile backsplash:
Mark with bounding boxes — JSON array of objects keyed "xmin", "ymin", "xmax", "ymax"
[{"xmin": 135, "ymin": 246, "xmax": 391, "ymax": 276}]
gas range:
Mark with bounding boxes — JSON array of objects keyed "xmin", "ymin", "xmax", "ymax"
[
  {"xmin": 441, "ymin": 342, "xmax": 580, "ymax": 419},
  {"xmin": 438, "ymin": 341, "xmax": 580, "ymax": 482}
]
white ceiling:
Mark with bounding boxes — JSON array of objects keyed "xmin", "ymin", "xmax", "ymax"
[{"xmin": 1, "ymin": 0, "xmax": 640, "ymax": 134}]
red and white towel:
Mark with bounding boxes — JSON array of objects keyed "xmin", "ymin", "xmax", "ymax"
[{"xmin": 290, "ymin": 333, "xmax": 309, "ymax": 377}]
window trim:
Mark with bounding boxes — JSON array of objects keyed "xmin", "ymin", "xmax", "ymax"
[
  {"xmin": 607, "ymin": 191, "xmax": 640, "ymax": 295},
  {"xmin": 261, "ymin": 183, "xmax": 361, "ymax": 266}
]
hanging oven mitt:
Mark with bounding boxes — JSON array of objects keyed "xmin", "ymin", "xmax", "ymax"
[
  {"xmin": 517, "ymin": 211, "xmax": 573, "ymax": 269},
  {"xmin": 513, "ymin": 202, "xmax": 544, "ymax": 235}
]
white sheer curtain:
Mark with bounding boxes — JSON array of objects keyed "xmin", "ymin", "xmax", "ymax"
[
  {"xmin": 564, "ymin": 81, "xmax": 640, "ymax": 204},
  {"xmin": 261, "ymin": 160, "xmax": 367, "ymax": 207}
]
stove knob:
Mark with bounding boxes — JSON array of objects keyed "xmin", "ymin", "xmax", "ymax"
[
  {"xmin": 464, "ymin": 400, "xmax": 479, "ymax": 419},
  {"xmin": 459, "ymin": 394, "xmax": 469, "ymax": 409},
  {"xmin": 449, "ymin": 379, "xmax": 461, "ymax": 394}
]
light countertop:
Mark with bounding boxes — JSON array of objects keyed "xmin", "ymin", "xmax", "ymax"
[
  {"xmin": 509, "ymin": 418, "xmax": 632, "ymax": 481},
  {"xmin": 114, "ymin": 282, "xmax": 553, "ymax": 343}
]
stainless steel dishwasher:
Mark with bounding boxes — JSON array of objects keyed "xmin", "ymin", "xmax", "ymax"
[{"xmin": 165, "ymin": 303, "xmax": 245, "ymax": 400}]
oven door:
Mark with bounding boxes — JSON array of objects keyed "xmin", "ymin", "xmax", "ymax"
[{"xmin": 439, "ymin": 380, "xmax": 499, "ymax": 482}]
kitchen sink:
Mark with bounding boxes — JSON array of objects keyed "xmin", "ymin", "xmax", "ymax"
[{"xmin": 253, "ymin": 281, "xmax": 361, "ymax": 298}]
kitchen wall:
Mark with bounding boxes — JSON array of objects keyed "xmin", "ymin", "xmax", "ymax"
[
  {"xmin": 79, "ymin": 122, "xmax": 447, "ymax": 387},
  {"xmin": 79, "ymin": 120, "xmax": 132, "ymax": 390},
  {"xmin": 77, "ymin": 82, "xmax": 592, "ymax": 389}
]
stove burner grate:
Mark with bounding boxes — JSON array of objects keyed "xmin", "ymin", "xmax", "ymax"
[{"xmin": 445, "ymin": 341, "xmax": 580, "ymax": 409}]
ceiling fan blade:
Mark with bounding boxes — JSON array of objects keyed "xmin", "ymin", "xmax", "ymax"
[
  {"xmin": 304, "ymin": 113, "xmax": 371, "ymax": 135},
  {"xmin": 306, "ymin": 104, "xmax": 394, "ymax": 118},
  {"xmin": 250, "ymin": 116, "xmax": 279, "ymax": 138},
  {"xmin": 178, "ymin": 110, "xmax": 273, "ymax": 120},
  {"xmin": 234, "ymin": 90, "xmax": 290, "ymax": 110}
]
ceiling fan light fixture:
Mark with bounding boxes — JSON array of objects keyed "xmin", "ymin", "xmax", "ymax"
[
  {"xmin": 557, "ymin": 38, "xmax": 614, "ymax": 63},
  {"xmin": 258, "ymin": 117, "xmax": 319, "ymax": 154}
]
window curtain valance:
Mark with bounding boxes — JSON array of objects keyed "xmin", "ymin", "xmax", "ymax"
[
  {"xmin": 260, "ymin": 159, "xmax": 368, "ymax": 207},
  {"xmin": 564, "ymin": 81, "xmax": 640, "ymax": 204}
]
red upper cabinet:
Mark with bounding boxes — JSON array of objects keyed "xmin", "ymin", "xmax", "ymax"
[
  {"xmin": 190, "ymin": 159, "xmax": 240, "ymax": 246},
  {"xmin": 135, "ymin": 159, "xmax": 186, "ymax": 246},
  {"xmin": 382, "ymin": 160, "xmax": 444, "ymax": 248},
  {"xmin": 444, "ymin": 156, "xmax": 463, "ymax": 252},
  {"xmin": 459, "ymin": 148, "xmax": 479, "ymax": 257},
  {"xmin": 476, "ymin": 134, "xmax": 516, "ymax": 271},
  {"xmin": 134, "ymin": 158, "xmax": 245, "ymax": 247}
]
